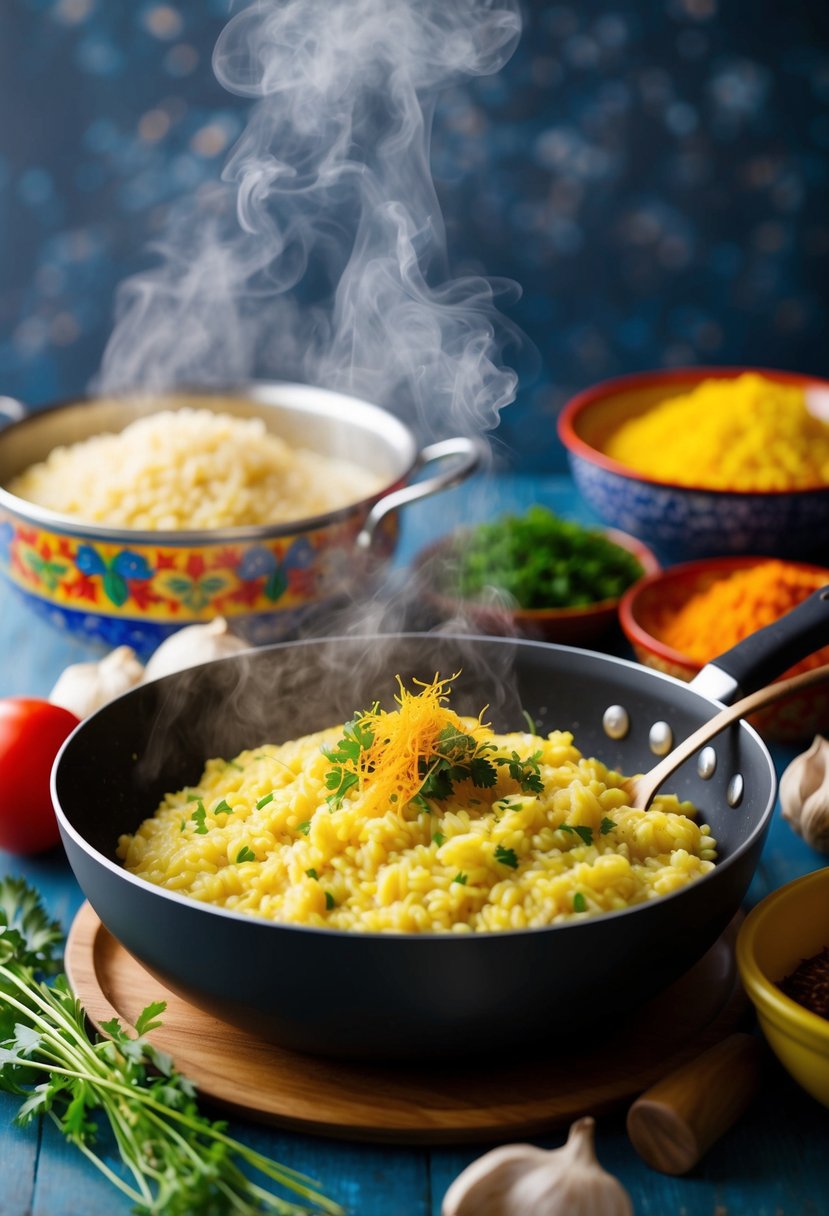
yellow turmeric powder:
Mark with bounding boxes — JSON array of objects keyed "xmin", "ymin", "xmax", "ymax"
[
  {"xmin": 656, "ymin": 561, "xmax": 829, "ymax": 671},
  {"xmin": 604, "ymin": 373, "xmax": 829, "ymax": 490}
]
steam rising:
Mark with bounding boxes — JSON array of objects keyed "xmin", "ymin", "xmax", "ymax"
[{"xmin": 96, "ymin": 0, "xmax": 522, "ymax": 441}]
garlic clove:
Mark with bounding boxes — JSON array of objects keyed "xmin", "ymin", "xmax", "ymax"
[
  {"xmin": 141, "ymin": 617, "xmax": 250, "ymax": 683},
  {"xmin": 442, "ymin": 1144, "xmax": 552, "ymax": 1216},
  {"xmin": 442, "ymin": 1118, "xmax": 633, "ymax": 1216},
  {"xmin": 49, "ymin": 645, "xmax": 144, "ymax": 719},
  {"xmin": 780, "ymin": 735, "xmax": 829, "ymax": 854}
]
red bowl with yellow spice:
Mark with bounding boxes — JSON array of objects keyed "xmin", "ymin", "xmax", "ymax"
[
  {"xmin": 557, "ymin": 367, "xmax": 829, "ymax": 564},
  {"xmin": 619, "ymin": 556, "xmax": 829, "ymax": 742}
]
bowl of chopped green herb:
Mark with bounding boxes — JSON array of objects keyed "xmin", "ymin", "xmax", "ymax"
[{"xmin": 413, "ymin": 506, "xmax": 659, "ymax": 644}]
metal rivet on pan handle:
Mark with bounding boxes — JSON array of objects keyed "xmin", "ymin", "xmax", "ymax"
[
  {"xmin": 649, "ymin": 721, "xmax": 673, "ymax": 756},
  {"xmin": 698, "ymin": 746, "xmax": 717, "ymax": 780},
  {"xmin": 727, "ymin": 774, "xmax": 744, "ymax": 807},
  {"xmin": 603, "ymin": 705, "xmax": 630, "ymax": 739}
]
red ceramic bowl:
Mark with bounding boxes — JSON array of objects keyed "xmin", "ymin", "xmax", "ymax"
[
  {"xmin": 557, "ymin": 366, "xmax": 829, "ymax": 565},
  {"xmin": 414, "ymin": 525, "xmax": 659, "ymax": 645},
  {"xmin": 619, "ymin": 556, "xmax": 829, "ymax": 742}
]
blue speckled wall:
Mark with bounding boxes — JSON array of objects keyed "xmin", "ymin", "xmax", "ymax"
[{"xmin": 1, "ymin": 0, "xmax": 827, "ymax": 469}]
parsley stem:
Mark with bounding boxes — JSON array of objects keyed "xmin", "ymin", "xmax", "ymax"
[{"xmin": 55, "ymin": 1113, "xmax": 148, "ymax": 1207}]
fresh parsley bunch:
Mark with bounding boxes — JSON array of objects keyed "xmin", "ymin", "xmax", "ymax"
[{"xmin": 0, "ymin": 877, "xmax": 342, "ymax": 1216}]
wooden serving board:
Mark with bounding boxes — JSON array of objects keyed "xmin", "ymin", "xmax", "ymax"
[{"xmin": 66, "ymin": 901, "xmax": 747, "ymax": 1145}]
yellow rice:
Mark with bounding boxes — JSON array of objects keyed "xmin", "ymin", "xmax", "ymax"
[
  {"xmin": 118, "ymin": 724, "xmax": 717, "ymax": 933},
  {"xmin": 7, "ymin": 406, "xmax": 380, "ymax": 530}
]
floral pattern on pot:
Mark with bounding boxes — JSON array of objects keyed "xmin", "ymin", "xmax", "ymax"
[{"xmin": 0, "ymin": 513, "xmax": 364, "ymax": 624}]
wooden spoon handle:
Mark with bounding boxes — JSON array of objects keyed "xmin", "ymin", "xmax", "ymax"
[
  {"xmin": 631, "ymin": 663, "xmax": 829, "ymax": 810},
  {"xmin": 626, "ymin": 1032, "xmax": 765, "ymax": 1175}
]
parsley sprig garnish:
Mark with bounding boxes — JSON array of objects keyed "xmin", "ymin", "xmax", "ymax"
[
  {"xmin": 418, "ymin": 730, "xmax": 544, "ymax": 803},
  {"xmin": 0, "ymin": 877, "xmax": 341, "ymax": 1215},
  {"xmin": 321, "ymin": 707, "xmax": 377, "ymax": 809},
  {"xmin": 323, "ymin": 702, "xmax": 544, "ymax": 813}
]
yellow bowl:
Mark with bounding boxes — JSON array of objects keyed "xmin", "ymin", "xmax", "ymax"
[{"xmin": 736, "ymin": 868, "xmax": 829, "ymax": 1108}]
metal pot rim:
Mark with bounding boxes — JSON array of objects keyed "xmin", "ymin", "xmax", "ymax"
[{"xmin": 0, "ymin": 380, "xmax": 418, "ymax": 543}]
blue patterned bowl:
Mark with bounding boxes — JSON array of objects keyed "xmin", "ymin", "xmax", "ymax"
[{"xmin": 557, "ymin": 367, "xmax": 829, "ymax": 565}]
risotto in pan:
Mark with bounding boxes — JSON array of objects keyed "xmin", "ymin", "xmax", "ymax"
[{"xmin": 118, "ymin": 675, "xmax": 717, "ymax": 932}]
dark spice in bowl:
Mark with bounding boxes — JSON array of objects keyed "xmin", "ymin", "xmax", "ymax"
[{"xmin": 780, "ymin": 946, "xmax": 829, "ymax": 1020}]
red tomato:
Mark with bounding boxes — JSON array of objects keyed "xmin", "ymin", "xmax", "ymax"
[{"xmin": 0, "ymin": 698, "xmax": 80, "ymax": 855}]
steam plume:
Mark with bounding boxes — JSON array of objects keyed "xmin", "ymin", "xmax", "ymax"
[{"xmin": 96, "ymin": 0, "xmax": 522, "ymax": 441}]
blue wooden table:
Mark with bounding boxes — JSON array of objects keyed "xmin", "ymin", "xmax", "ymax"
[{"xmin": 1, "ymin": 474, "xmax": 828, "ymax": 1216}]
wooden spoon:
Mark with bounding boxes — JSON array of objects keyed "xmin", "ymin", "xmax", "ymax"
[{"xmin": 629, "ymin": 664, "xmax": 829, "ymax": 810}]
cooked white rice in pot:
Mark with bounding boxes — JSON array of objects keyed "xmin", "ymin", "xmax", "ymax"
[{"xmin": 7, "ymin": 407, "xmax": 381, "ymax": 530}]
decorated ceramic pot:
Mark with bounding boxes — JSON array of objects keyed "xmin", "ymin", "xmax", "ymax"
[{"xmin": 0, "ymin": 383, "xmax": 480, "ymax": 656}]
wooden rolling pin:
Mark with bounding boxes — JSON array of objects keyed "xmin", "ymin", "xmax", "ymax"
[{"xmin": 626, "ymin": 1033, "xmax": 765, "ymax": 1175}]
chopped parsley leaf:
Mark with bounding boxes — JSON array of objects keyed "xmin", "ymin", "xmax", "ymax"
[
  {"xmin": 306, "ymin": 868, "xmax": 318, "ymax": 880},
  {"xmin": 256, "ymin": 792, "xmax": 274, "ymax": 810},
  {"xmin": 600, "ymin": 817, "xmax": 616, "ymax": 835},
  {"xmin": 573, "ymin": 892, "xmax": 587, "ymax": 913},
  {"xmin": 236, "ymin": 846, "xmax": 256, "ymax": 863},
  {"xmin": 179, "ymin": 819, "xmax": 186, "ymax": 833},
  {"xmin": 559, "ymin": 823, "xmax": 594, "ymax": 847},
  {"xmin": 433, "ymin": 831, "xmax": 446, "ymax": 846},
  {"xmin": 452, "ymin": 872, "xmax": 468, "ymax": 885},
  {"xmin": 214, "ymin": 799, "xmax": 233, "ymax": 815},
  {"xmin": 494, "ymin": 844, "xmax": 519, "ymax": 869},
  {"xmin": 297, "ymin": 820, "xmax": 311, "ymax": 836},
  {"xmin": 324, "ymin": 891, "xmax": 335, "ymax": 910},
  {"xmin": 191, "ymin": 802, "xmax": 208, "ymax": 834},
  {"xmin": 502, "ymin": 749, "xmax": 544, "ymax": 794}
]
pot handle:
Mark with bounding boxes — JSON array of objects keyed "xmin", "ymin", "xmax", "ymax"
[
  {"xmin": 0, "ymin": 397, "xmax": 25, "ymax": 430},
  {"xmin": 689, "ymin": 584, "xmax": 829, "ymax": 704},
  {"xmin": 356, "ymin": 436, "xmax": 484, "ymax": 551}
]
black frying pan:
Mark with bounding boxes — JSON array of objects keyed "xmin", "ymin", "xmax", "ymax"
[{"xmin": 53, "ymin": 589, "xmax": 829, "ymax": 1060}]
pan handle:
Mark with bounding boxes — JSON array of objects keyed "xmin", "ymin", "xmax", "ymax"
[{"xmin": 690, "ymin": 584, "xmax": 829, "ymax": 704}]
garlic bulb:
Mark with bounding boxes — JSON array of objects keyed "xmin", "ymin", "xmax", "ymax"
[
  {"xmin": 442, "ymin": 1117, "xmax": 633, "ymax": 1216},
  {"xmin": 49, "ymin": 645, "xmax": 144, "ymax": 718},
  {"xmin": 780, "ymin": 735, "xmax": 829, "ymax": 854},
  {"xmin": 142, "ymin": 617, "xmax": 250, "ymax": 682}
]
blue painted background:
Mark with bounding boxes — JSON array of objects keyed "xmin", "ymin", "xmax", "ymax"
[{"xmin": 0, "ymin": 0, "xmax": 827, "ymax": 469}]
